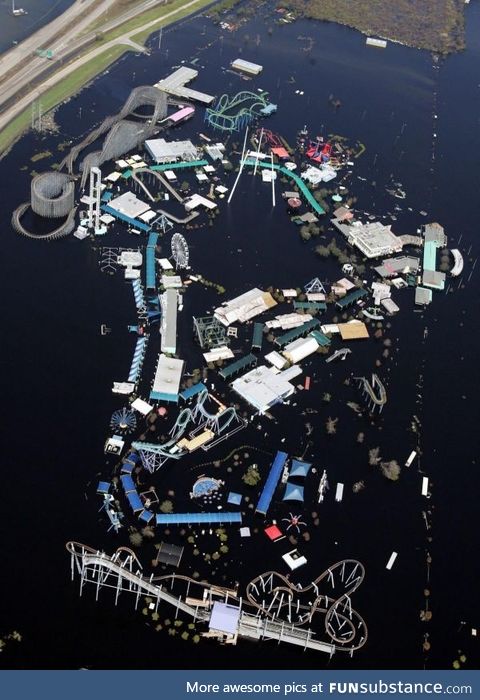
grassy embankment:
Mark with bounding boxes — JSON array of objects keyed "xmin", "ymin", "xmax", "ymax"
[
  {"xmin": 279, "ymin": 0, "xmax": 465, "ymax": 54},
  {"xmin": 0, "ymin": 0, "xmax": 216, "ymax": 154}
]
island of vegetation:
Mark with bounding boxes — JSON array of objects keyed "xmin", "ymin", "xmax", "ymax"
[{"xmin": 277, "ymin": 0, "xmax": 466, "ymax": 54}]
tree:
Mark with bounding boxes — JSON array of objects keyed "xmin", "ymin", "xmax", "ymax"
[
  {"xmin": 380, "ymin": 460, "xmax": 401, "ymax": 481},
  {"xmin": 242, "ymin": 465, "xmax": 261, "ymax": 486},
  {"xmin": 160, "ymin": 499, "xmax": 173, "ymax": 513},
  {"xmin": 300, "ymin": 226, "xmax": 311, "ymax": 241},
  {"xmin": 316, "ymin": 245, "xmax": 330, "ymax": 258}
]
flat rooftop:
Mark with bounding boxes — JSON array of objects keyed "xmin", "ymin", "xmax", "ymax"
[
  {"xmin": 231, "ymin": 364, "xmax": 300, "ymax": 413},
  {"xmin": 145, "ymin": 138, "xmax": 198, "ymax": 163},
  {"xmin": 155, "ymin": 67, "xmax": 215, "ymax": 105},
  {"xmin": 214, "ymin": 288, "xmax": 276, "ymax": 326},
  {"xmin": 150, "ymin": 354, "xmax": 184, "ymax": 401},
  {"xmin": 108, "ymin": 191, "xmax": 150, "ymax": 220},
  {"xmin": 231, "ymin": 58, "xmax": 263, "ymax": 75}
]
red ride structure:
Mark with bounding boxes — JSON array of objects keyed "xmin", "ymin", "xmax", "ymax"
[{"xmin": 306, "ymin": 138, "xmax": 332, "ymax": 163}]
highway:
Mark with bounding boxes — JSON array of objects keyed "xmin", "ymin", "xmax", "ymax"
[{"xmin": 0, "ymin": 0, "xmax": 209, "ymax": 145}]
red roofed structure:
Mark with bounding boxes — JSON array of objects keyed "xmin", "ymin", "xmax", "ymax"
[{"xmin": 264, "ymin": 524, "xmax": 284, "ymax": 541}]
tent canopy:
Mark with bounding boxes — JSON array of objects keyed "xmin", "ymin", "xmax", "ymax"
[
  {"xmin": 289, "ymin": 459, "xmax": 312, "ymax": 478},
  {"xmin": 283, "ymin": 482, "xmax": 305, "ymax": 502}
]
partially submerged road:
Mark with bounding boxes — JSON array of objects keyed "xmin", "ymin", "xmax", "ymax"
[{"xmin": 0, "ymin": 0, "xmax": 210, "ymax": 147}]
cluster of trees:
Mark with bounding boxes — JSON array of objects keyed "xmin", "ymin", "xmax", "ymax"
[
  {"xmin": 242, "ymin": 464, "xmax": 261, "ymax": 486},
  {"xmin": 315, "ymin": 238, "xmax": 354, "ymax": 266},
  {"xmin": 279, "ymin": 0, "xmax": 465, "ymax": 54}
]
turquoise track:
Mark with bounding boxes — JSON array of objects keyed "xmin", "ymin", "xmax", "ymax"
[{"xmin": 244, "ymin": 159, "xmax": 326, "ymax": 215}]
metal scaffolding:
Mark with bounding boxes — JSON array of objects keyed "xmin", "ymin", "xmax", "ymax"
[{"xmin": 193, "ymin": 316, "xmax": 229, "ymax": 350}]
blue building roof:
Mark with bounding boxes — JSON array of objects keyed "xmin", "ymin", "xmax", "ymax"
[
  {"xmin": 155, "ymin": 512, "xmax": 242, "ymax": 525},
  {"xmin": 227, "ymin": 492, "xmax": 243, "ymax": 506},
  {"xmin": 289, "ymin": 459, "xmax": 312, "ymax": 478},
  {"xmin": 180, "ymin": 382, "xmax": 207, "ymax": 401},
  {"xmin": 126, "ymin": 491, "xmax": 143, "ymax": 513},
  {"xmin": 138, "ymin": 510, "xmax": 154, "ymax": 524},
  {"xmin": 120, "ymin": 474, "xmax": 136, "ymax": 494},
  {"xmin": 283, "ymin": 482, "xmax": 305, "ymax": 502},
  {"xmin": 149, "ymin": 390, "xmax": 179, "ymax": 403},
  {"xmin": 256, "ymin": 451, "xmax": 289, "ymax": 515},
  {"xmin": 96, "ymin": 481, "xmax": 110, "ymax": 495}
]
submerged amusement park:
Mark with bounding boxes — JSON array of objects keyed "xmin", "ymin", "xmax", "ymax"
[{"xmin": 2, "ymin": 0, "xmax": 480, "ymax": 672}]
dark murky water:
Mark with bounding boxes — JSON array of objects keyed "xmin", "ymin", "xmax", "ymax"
[{"xmin": 0, "ymin": 1, "xmax": 478, "ymax": 670}]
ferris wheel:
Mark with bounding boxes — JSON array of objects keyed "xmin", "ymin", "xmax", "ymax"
[
  {"xmin": 171, "ymin": 232, "xmax": 189, "ymax": 269},
  {"xmin": 110, "ymin": 407, "xmax": 137, "ymax": 433}
]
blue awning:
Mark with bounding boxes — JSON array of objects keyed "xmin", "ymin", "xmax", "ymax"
[
  {"xmin": 289, "ymin": 459, "xmax": 312, "ymax": 478},
  {"xmin": 127, "ymin": 491, "xmax": 143, "ymax": 513},
  {"xmin": 96, "ymin": 481, "xmax": 110, "ymax": 495},
  {"xmin": 227, "ymin": 492, "xmax": 243, "ymax": 506},
  {"xmin": 256, "ymin": 451, "xmax": 288, "ymax": 515},
  {"xmin": 139, "ymin": 510, "xmax": 154, "ymax": 524},
  {"xmin": 283, "ymin": 482, "xmax": 305, "ymax": 502},
  {"xmin": 121, "ymin": 474, "xmax": 135, "ymax": 493},
  {"xmin": 156, "ymin": 512, "xmax": 242, "ymax": 525}
]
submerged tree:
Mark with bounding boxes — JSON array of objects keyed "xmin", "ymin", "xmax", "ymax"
[
  {"xmin": 159, "ymin": 499, "xmax": 173, "ymax": 513},
  {"xmin": 380, "ymin": 460, "xmax": 401, "ymax": 481},
  {"xmin": 325, "ymin": 416, "xmax": 338, "ymax": 435},
  {"xmin": 242, "ymin": 465, "xmax": 261, "ymax": 486}
]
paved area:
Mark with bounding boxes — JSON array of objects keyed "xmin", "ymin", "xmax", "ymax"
[{"xmin": 0, "ymin": 0, "xmax": 208, "ymax": 141}]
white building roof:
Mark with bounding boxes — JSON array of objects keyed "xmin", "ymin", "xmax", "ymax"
[
  {"xmin": 160, "ymin": 289, "xmax": 178, "ymax": 354},
  {"xmin": 215, "ymin": 288, "xmax": 276, "ymax": 326},
  {"xmin": 124, "ymin": 268, "xmax": 141, "ymax": 280},
  {"xmin": 108, "ymin": 191, "xmax": 150, "ymax": 219},
  {"xmin": 345, "ymin": 221, "xmax": 403, "ymax": 259},
  {"xmin": 231, "ymin": 58, "xmax": 263, "ymax": 75},
  {"xmin": 231, "ymin": 364, "xmax": 299, "ymax": 413},
  {"xmin": 209, "ymin": 602, "xmax": 240, "ymax": 635},
  {"xmin": 265, "ymin": 313, "xmax": 313, "ymax": 330},
  {"xmin": 301, "ymin": 164, "xmax": 336, "ymax": 185},
  {"xmin": 100, "ymin": 214, "xmax": 116, "ymax": 225},
  {"xmin": 161, "ymin": 275, "xmax": 183, "ymax": 289},
  {"xmin": 131, "ymin": 398, "xmax": 154, "ymax": 415},
  {"xmin": 282, "ymin": 336, "xmax": 319, "ymax": 364},
  {"xmin": 371, "ymin": 281, "xmax": 391, "ymax": 305},
  {"xmin": 203, "ymin": 346, "xmax": 235, "ymax": 363},
  {"xmin": 112, "ymin": 381, "xmax": 135, "ymax": 395},
  {"xmin": 282, "ymin": 549, "xmax": 307, "ymax": 571},
  {"xmin": 151, "ymin": 354, "xmax": 184, "ymax": 398},
  {"xmin": 118, "ymin": 251, "xmax": 143, "ymax": 268},
  {"xmin": 158, "ymin": 258, "xmax": 174, "ymax": 271},
  {"xmin": 138, "ymin": 210, "xmax": 157, "ymax": 222},
  {"xmin": 145, "ymin": 138, "xmax": 198, "ymax": 163},
  {"xmin": 264, "ymin": 351, "xmax": 288, "ymax": 370},
  {"xmin": 380, "ymin": 297, "xmax": 400, "ymax": 314},
  {"xmin": 184, "ymin": 193, "xmax": 217, "ymax": 211}
]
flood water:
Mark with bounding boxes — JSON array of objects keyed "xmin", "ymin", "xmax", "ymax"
[
  {"xmin": 0, "ymin": 0, "xmax": 478, "ymax": 670},
  {"xmin": 0, "ymin": 0, "xmax": 74, "ymax": 53}
]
